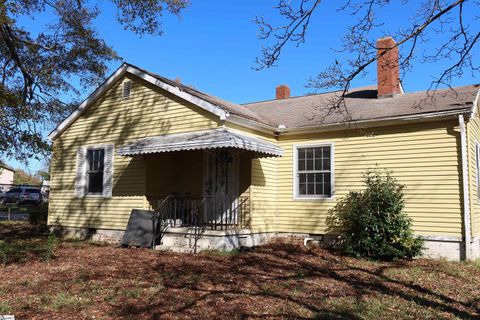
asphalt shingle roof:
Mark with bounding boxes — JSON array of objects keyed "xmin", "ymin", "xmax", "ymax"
[
  {"xmin": 244, "ymin": 85, "xmax": 480, "ymax": 129},
  {"xmin": 129, "ymin": 64, "xmax": 479, "ymax": 130}
]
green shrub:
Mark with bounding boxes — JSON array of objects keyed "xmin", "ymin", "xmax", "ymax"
[
  {"xmin": 44, "ymin": 234, "xmax": 56, "ymax": 261},
  {"xmin": 328, "ymin": 169, "xmax": 424, "ymax": 260},
  {"xmin": 28, "ymin": 202, "xmax": 48, "ymax": 226},
  {"xmin": 0, "ymin": 242, "xmax": 8, "ymax": 267}
]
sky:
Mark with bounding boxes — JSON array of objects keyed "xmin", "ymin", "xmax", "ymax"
[{"xmin": 8, "ymin": 0, "xmax": 480, "ymax": 172}]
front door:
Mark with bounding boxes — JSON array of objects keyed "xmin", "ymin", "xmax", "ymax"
[{"xmin": 204, "ymin": 149, "xmax": 239, "ymax": 226}]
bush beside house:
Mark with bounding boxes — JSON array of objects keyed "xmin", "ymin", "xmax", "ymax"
[{"xmin": 328, "ymin": 169, "xmax": 424, "ymax": 260}]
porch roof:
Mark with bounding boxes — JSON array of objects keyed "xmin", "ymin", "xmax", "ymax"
[{"xmin": 117, "ymin": 128, "xmax": 284, "ymax": 157}]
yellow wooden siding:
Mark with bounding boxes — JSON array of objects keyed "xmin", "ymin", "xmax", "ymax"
[
  {"xmin": 226, "ymin": 122, "xmax": 278, "ymax": 142},
  {"xmin": 467, "ymin": 111, "xmax": 480, "ymax": 237},
  {"xmin": 250, "ymin": 156, "xmax": 278, "ymax": 232},
  {"xmin": 275, "ymin": 120, "xmax": 463, "ymax": 237},
  {"xmin": 223, "ymin": 123, "xmax": 279, "ymax": 230},
  {"xmin": 222, "ymin": 123, "xmax": 278, "ymax": 231},
  {"xmin": 144, "ymin": 151, "xmax": 205, "ymax": 209},
  {"xmin": 49, "ymin": 75, "xmax": 221, "ymax": 230},
  {"xmin": 49, "ymin": 72, "xmax": 465, "ymax": 237}
]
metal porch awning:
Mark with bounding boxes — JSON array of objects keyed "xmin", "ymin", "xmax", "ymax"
[{"xmin": 117, "ymin": 128, "xmax": 284, "ymax": 157}]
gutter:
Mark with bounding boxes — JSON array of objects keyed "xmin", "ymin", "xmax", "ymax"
[
  {"xmin": 226, "ymin": 107, "xmax": 473, "ymax": 138},
  {"xmin": 225, "ymin": 114, "xmax": 277, "ymax": 135},
  {"xmin": 459, "ymin": 114, "xmax": 472, "ymax": 260},
  {"xmin": 276, "ymin": 108, "xmax": 472, "ymax": 135}
]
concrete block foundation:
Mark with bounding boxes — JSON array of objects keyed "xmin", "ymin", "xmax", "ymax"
[
  {"xmin": 49, "ymin": 225, "xmax": 124, "ymax": 244},
  {"xmin": 49, "ymin": 225, "xmax": 478, "ymax": 260}
]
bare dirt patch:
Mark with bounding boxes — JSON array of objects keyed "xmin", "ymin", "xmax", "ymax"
[{"xmin": 0, "ymin": 222, "xmax": 479, "ymax": 319}]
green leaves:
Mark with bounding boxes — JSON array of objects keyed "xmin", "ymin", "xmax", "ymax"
[
  {"xmin": 112, "ymin": 0, "xmax": 190, "ymax": 36},
  {"xmin": 0, "ymin": 0, "xmax": 189, "ymax": 161},
  {"xmin": 328, "ymin": 168, "xmax": 424, "ymax": 260}
]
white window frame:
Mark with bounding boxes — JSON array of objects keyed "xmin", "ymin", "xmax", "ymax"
[
  {"xmin": 293, "ymin": 142, "xmax": 335, "ymax": 201},
  {"xmin": 86, "ymin": 147, "xmax": 105, "ymax": 196},
  {"xmin": 81, "ymin": 143, "xmax": 114, "ymax": 198}
]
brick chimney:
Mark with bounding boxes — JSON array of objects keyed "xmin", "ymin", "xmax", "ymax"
[
  {"xmin": 276, "ymin": 85, "xmax": 290, "ymax": 99},
  {"xmin": 377, "ymin": 36, "xmax": 402, "ymax": 98}
]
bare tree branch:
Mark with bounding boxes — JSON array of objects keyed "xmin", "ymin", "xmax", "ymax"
[{"xmin": 256, "ymin": 0, "xmax": 477, "ymax": 114}]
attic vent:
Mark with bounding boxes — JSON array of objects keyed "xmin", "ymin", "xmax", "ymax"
[{"xmin": 122, "ymin": 80, "xmax": 131, "ymax": 99}]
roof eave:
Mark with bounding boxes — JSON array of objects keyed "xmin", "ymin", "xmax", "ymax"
[
  {"xmin": 276, "ymin": 107, "xmax": 473, "ymax": 136},
  {"xmin": 125, "ymin": 65, "xmax": 229, "ymax": 121},
  {"xmin": 48, "ymin": 64, "xmax": 231, "ymax": 141},
  {"xmin": 469, "ymin": 88, "xmax": 480, "ymax": 117},
  {"xmin": 225, "ymin": 115, "xmax": 277, "ymax": 135},
  {"xmin": 48, "ymin": 64, "xmax": 129, "ymax": 140}
]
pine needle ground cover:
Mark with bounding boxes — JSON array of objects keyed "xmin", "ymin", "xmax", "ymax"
[{"xmin": 0, "ymin": 222, "xmax": 479, "ymax": 319}]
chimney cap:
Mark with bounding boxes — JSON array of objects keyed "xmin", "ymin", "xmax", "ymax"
[{"xmin": 377, "ymin": 35, "xmax": 395, "ymax": 42}]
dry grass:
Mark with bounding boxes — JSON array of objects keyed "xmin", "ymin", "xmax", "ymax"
[{"xmin": 1, "ymin": 222, "xmax": 479, "ymax": 319}]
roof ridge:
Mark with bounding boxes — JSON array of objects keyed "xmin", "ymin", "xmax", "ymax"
[
  {"xmin": 124, "ymin": 63, "xmax": 277, "ymax": 126},
  {"xmin": 243, "ymin": 86, "xmax": 379, "ymax": 106}
]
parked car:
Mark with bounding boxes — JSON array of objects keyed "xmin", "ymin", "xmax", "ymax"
[{"xmin": 3, "ymin": 187, "xmax": 42, "ymax": 205}]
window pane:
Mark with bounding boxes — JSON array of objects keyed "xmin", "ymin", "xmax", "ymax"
[
  {"xmin": 306, "ymin": 159, "xmax": 313, "ymax": 170},
  {"xmin": 314, "ymin": 148, "xmax": 322, "ymax": 159},
  {"xmin": 298, "ymin": 158, "xmax": 305, "ymax": 171},
  {"xmin": 315, "ymin": 173, "xmax": 322, "ymax": 195},
  {"xmin": 299, "ymin": 183, "xmax": 306, "ymax": 195},
  {"xmin": 98, "ymin": 149, "xmax": 105, "ymax": 170},
  {"xmin": 87, "ymin": 148, "xmax": 105, "ymax": 193},
  {"xmin": 307, "ymin": 183, "xmax": 315, "ymax": 195},
  {"xmin": 315, "ymin": 158, "xmax": 322, "ymax": 171},
  {"xmin": 87, "ymin": 150, "xmax": 93, "ymax": 171},
  {"xmin": 306, "ymin": 148, "xmax": 313, "ymax": 159},
  {"xmin": 298, "ymin": 148, "xmax": 306, "ymax": 159},
  {"xmin": 306, "ymin": 173, "xmax": 314, "ymax": 183},
  {"xmin": 88, "ymin": 172, "xmax": 103, "ymax": 193},
  {"xmin": 322, "ymin": 147, "xmax": 330, "ymax": 159},
  {"xmin": 323, "ymin": 158, "xmax": 330, "ymax": 171},
  {"xmin": 324, "ymin": 182, "xmax": 331, "ymax": 197},
  {"xmin": 324, "ymin": 172, "xmax": 331, "ymax": 196},
  {"xmin": 315, "ymin": 182, "xmax": 323, "ymax": 195},
  {"xmin": 299, "ymin": 173, "xmax": 306, "ymax": 183}
]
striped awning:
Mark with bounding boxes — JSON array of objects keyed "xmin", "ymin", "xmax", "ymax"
[{"xmin": 117, "ymin": 128, "xmax": 284, "ymax": 157}]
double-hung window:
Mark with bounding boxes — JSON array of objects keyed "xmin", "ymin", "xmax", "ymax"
[
  {"xmin": 75, "ymin": 144, "xmax": 113, "ymax": 198},
  {"xmin": 295, "ymin": 144, "xmax": 334, "ymax": 199},
  {"xmin": 86, "ymin": 148, "xmax": 105, "ymax": 194}
]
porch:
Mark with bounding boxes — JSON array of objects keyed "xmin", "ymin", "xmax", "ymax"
[
  {"xmin": 152, "ymin": 194, "xmax": 251, "ymax": 230},
  {"xmin": 117, "ymin": 128, "xmax": 283, "ymax": 252}
]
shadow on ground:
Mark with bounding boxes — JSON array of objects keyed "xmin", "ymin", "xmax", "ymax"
[{"xmin": 0, "ymin": 222, "xmax": 479, "ymax": 319}]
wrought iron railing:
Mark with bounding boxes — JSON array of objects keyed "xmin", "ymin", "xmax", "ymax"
[
  {"xmin": 151, "ymin": 194, "xmax": 174, "ymax": 248},
  {"xmin": 151, "ymin": 194, "xmax": 250, "ymax": 252},
  {"xmin": 154, "ymin": 195, "xmax": 249, "ymax": 230}
]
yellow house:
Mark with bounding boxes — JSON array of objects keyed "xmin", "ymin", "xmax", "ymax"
[{"xmin": 48, "ymin": 38, "xmax": 480, "ymax": 260}]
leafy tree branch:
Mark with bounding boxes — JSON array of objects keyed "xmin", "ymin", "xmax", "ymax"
[{"xmin": 0, "ymin": 0, "xmax": 189, "ymax": 162}]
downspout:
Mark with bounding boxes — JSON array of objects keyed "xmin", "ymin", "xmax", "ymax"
[{"xmin": 459, "ymin": 114, "xmax": 472, "ymax": 260}]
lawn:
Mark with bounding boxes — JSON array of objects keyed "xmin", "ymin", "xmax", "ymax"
[{"xmin": 0, "ymin": 222, "xmax": 479, "ymax": 319}]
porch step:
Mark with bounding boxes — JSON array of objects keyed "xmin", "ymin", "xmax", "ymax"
[
  {"xmin": 161, "ymin": 230, "xmax": 197, "ymax": 247},
  {"xmin": 155, "ymin": 244, "xmax": 194, "ymax": 253}
]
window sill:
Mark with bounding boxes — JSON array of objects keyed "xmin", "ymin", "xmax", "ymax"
[
  {"xmin": 293, "ymin": 195, "xmax": 335, "ymax": 202},
  {"xmin": 85, "ymin": 194, "xmax": 104, "ymax": 198}
]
